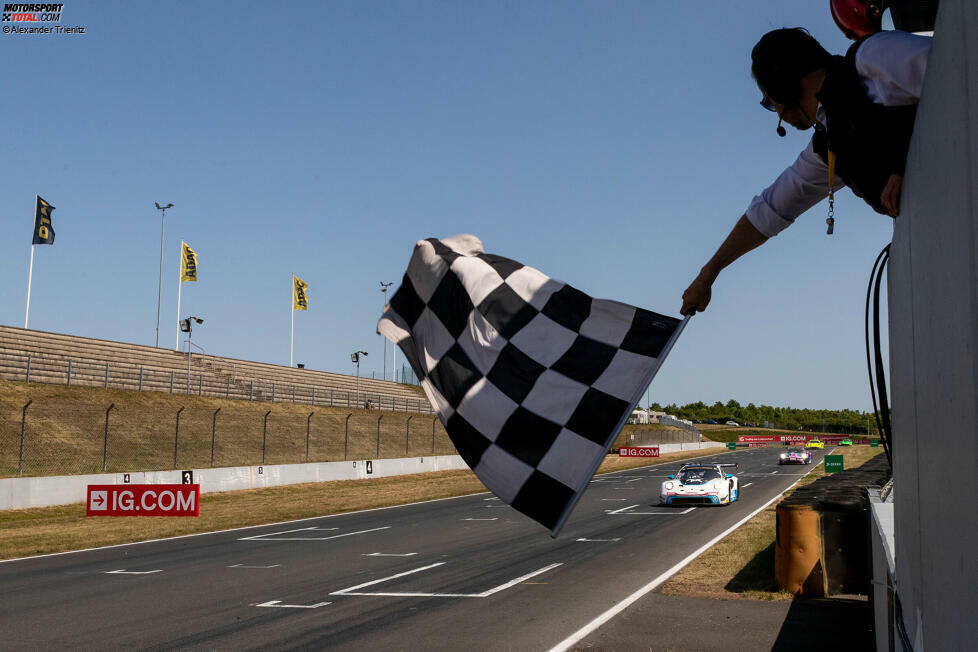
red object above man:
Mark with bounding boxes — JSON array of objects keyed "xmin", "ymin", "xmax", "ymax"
[{"xmin": 831, "ymin": 0, "xmax": 886, "ymax": 39}]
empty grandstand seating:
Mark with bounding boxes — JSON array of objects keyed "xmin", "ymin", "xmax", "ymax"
[{"xmin": 0, "ymin": 325, "xmax": 430, "ymax": 412}]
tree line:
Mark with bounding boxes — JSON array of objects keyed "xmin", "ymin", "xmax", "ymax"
[{"xmin": 647, "ymin": 400, "xmax": 880, "ymax": 434}]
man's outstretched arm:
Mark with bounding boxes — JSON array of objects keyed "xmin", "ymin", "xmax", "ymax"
[{"xmin": 680, "ymin": 215, "xmax": 769, "ymax": 315}]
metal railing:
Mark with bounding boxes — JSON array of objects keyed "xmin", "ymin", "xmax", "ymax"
[{"xmin": 0, "ymin": 351, "xmax": 433, "ymax": 415}]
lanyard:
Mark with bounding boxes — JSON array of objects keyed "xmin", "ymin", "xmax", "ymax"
[{"xmin": 826, "ymin": 149, "xmax": 836, "ymax": 235}]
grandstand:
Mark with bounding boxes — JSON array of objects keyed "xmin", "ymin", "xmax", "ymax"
[{"xmin": 0, "ymin": 325, "xmax": 430, "ymax": 412}]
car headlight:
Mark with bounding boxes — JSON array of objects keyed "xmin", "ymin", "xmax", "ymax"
[
  {"xmin": 780, "ymin": 453, "xmax": 787, "ymax": 458},
  {"xmin": 801, "ymin": 453, "xmax": 808, "ymax": 458},
  {"xmin": 712, "ymin": 480, "xmax": 724, "ymax": 490},
  {"xmin": 664, "ymin": 482, "xmax": 674, "ymax": 490}
]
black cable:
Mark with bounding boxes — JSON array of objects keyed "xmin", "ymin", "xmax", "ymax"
[{"xmin": 865, "ymin": 243, "xmax": 892, "ymax": 466}]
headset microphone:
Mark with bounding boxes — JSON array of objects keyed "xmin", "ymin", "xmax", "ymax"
[{"xmin": 776, "ymin": 115, "xmax": 786, "ymax": 137}]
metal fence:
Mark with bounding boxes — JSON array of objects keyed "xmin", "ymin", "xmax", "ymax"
[
  {"xmin": 0, "ymin": 351, "xmax": 433, "ymax": 415},
  {"xmin": 0, "ymin": 400, "xmax": 454, "ymax": 478}
]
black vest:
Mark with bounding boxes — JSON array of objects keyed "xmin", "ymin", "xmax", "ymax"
[{"xmin": 811, "ymin": 38, "xmax": 918, "ymax": 215}]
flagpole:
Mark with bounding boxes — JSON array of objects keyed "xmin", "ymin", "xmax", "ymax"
[
  {"xmin": 24, "ymin": 194, "xmax": 38, "ymax": 329},
  {"xmin": 175, "ymin": 240, "xmax": 184, "ymax": 351},
  {"xmin": 290, "ymin": 274, "xmax": 295, "ymax": 368},
  {"xmin": 24, "ymin": 246, "xmax": 35, "ymax": 329}
]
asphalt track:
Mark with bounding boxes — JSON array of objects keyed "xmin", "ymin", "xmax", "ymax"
[{"xmin": 0, "ymin": 447, "xmax": 825, "ymax": 650}]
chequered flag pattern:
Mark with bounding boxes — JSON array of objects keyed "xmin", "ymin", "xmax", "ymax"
[{"xmin": 378, "ymin": 235, "xmax": 683, "ymax": 535}]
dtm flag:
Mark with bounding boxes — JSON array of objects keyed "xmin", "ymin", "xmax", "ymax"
[
  {"xmin": 32, "ymin": 196, "xmax": 55, "ymax": 245},
  {"xmin": 378, "ymin": 235, "xmax": 687, "ymax": 536},
  {"xmin": 181, "ymin": 242, "xmax": 198, "ymax": 282},
  {"xmin": 293, "ymin": 276, "xmax": 308, "ymax": 310}
]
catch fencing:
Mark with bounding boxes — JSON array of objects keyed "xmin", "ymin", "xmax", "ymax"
[{"xmin": 0, "ymin": 401, "xmax": 453, "ymax": 478}]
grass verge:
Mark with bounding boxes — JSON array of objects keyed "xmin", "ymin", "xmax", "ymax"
[
  {"xmin": 657, "ymin": 445, "xmax": 884, "ymax": 601},
  {"xmin": 0, "ymin": 447, "xmax": 731, "ymax": 561}
]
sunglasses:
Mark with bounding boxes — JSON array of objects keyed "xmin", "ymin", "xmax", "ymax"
[{"xmin": 760, "ymin": 96, "xmax": 778, "ymax": 112}]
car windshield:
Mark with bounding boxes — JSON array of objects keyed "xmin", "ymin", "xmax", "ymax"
[
  {"xmin": 787, "ymin": 448, "xmax": 804, "ymax": 454},
  {"xmin": 678, "ymin": 468, "xmax": 721, "ymax": 484}
]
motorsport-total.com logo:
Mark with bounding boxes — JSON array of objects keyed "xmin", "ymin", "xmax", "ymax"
[{"xmin": 2, "ymin": 3, "xmax": 86, "ymax": 34}]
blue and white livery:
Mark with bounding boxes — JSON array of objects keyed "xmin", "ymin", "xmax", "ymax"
[{"xmin": 660, "ymin": 463, "xmax": 740, "ymax": 506}]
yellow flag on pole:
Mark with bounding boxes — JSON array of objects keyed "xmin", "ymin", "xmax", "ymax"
[
  {"xmin": 181, "ymin": 242, "xmax": 198, "ymax": 282},
  {"xmin": 293, "ymin": 276, "xmax": 308, "ymax": 310}
]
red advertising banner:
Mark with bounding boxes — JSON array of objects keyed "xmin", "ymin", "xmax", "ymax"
[
  {"xmin": 86, "ymin": 484, "xmax": 200, "ymax": 517},
  {"xmin": 619, "ymin": 446, "xmax": 660, "ymax": 457}
]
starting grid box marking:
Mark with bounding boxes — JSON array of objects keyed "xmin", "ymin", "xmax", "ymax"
[{"xmin": 239, "ymin": 526, "xmax": 390, "ymax": 541}]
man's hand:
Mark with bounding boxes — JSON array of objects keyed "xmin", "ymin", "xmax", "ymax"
[
  {"xmin": 681, "ymin": 274, "xmax": 712, "ymax": 316},
  {"xmin": 880, "ymin": 173, "xmax": 903, "ymax": 217}
]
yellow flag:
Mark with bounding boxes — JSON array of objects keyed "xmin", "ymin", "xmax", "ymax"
[
  {"xmin": 181, "ymin": 242, "xmax": 198, "ymax": 282},
  {"xmin": 293, "ymin": 276, "xmax": 308, "ymax": 310}
]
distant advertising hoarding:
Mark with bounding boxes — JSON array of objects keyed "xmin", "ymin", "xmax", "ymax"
[
  {"xmin": 86, "ymin": 484, "xmax": 199, "ymax": 517},
  {"xmin": 619, "ymin": 446, "xmax": 659, "ymax": 458}
]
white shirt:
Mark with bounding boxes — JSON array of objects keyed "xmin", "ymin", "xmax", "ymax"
[{"xmin": 745, "ymin": 31, "xmax": 932, "ymax": 237}]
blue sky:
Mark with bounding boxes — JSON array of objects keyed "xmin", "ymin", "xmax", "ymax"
[{"xmin": 0, "ymin": 1, "xmax": 897, "ymax": 410}]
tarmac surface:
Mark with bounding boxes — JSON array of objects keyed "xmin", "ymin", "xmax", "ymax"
[{"xmin": 0, "ymin": 447, "xmax": 842, "ymax": 650}]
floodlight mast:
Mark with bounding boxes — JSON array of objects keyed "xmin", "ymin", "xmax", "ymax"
[
  {"xmin": 380, "ymin": 282, "xmax": 392, "ymax": 379},
  {"xmin": 182, "ymin": 315, "xmax": 203, "ymax": 394},
  {"xmin": 352, "ymin": 350, "xmax": 368, "ymax": 406}
]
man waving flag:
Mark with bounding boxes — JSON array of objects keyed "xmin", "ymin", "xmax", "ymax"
[{"xmin": 378, "ymin": 235, "xmax": 688, "ymax": 535}]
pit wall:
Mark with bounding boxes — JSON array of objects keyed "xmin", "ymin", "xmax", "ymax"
[
  {"xmin": 888, "ymin": 0, "xmax": 978, "ymax": 648},
  {"xmin": 0, "ymin": 455, "xmax": 469, "ymax": 510}
]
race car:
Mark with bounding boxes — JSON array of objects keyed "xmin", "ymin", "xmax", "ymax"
[
  {"xmin": 839, "ymin": 438, "xmax": 853, "ymax": 446},
  {"xmin": 806, "ymin": 439, "xmax": 825, "ymax": 449},
  {"xmin": 660, "ymin": 463, "xmax": 739, "ymax": 506},
  {"xmin": 779, "ymin": 447, "xmax": 813, "ymax": 465}
]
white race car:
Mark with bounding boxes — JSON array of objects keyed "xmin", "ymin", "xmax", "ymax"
[{"xmin": 660, "ymin": 463, "xmax": 739, "ymax": 506}]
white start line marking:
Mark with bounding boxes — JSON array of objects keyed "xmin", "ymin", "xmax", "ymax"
[
  {"xmin": 239, "ymin": 526, "xmax": 390, "ymax": 541},
  {"xmin": 576, "ymin": 538, "xmax": 622, "ymax": 542},
  {"xmin": 329, "ymin": 562, "xmax": 562, "ymax": 598},
  {"xmin": 255, "ymin": 600, "xmax": 331, "ymax": 609}
]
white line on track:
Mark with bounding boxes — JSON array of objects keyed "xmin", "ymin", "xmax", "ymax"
[
  {"xmin": 462, "ymin": 518, "xmax": 498, "ymax": 521},
  {"xmin": 255, "ymin": 600, "xmax": 331, "ymax": 609},
  {"xmin": 362, "ymin": 552, "xmax": 417, "ymax": 557},
  {"xmin": 105, "ymin": 569, "xmax": 162, "ymax": 575},
  {"xmin": 239, "ymin": 526, "xmax": 390, "ymax": 541},
  {"xmin": 229, "ymin": 564, "xmax": 281, "ymax": 568},
  {"xmin": 330, "ymin": 562, "xmax": 562, "ymax": 598},
  {"xmin": 576, "ymin": 538, "xmax": 621, "ymax": 542},
  {"xmin": 607, "ymin": 504, "xmax": 640, "ymax": 514},
  {"xmin": 547, "ymin": 459, "xmax": 823, "ymax": 652},
  {"xmin": 601, "ymin": 498, "xmax": 629, "ymax": 501},
  {"xmin": 742, "ymin": 483, "xmax": 753, "ymax": 488}
]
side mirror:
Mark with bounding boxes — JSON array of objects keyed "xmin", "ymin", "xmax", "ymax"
[
  {"xmin": 667, "ymin": 474, "xmax": 675, "ymax": 479},
  {"xmin": 725, "ymin": 473, "xmax": 733, "ymax": 478}
]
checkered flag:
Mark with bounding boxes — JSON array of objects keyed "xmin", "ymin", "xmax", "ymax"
[{"xmin": 378, "ymin": 235, "xmax": 688, "ymax": 536}]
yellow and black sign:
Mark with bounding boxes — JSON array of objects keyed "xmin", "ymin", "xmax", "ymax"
[
  {"xmin": 293, "ymin": 276, "xmax": 308, "ymax": 311},
  {"xmin": 32, "ymin": 195, "xmax": 55, "ymax": 245},
  {"xmin": 181, "ymin": 242, "xmax": 198, "ymax": 282}
]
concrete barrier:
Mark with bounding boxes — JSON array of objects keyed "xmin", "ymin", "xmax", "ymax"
[{"xmin": 0, "ymin": 455, "xmax": 469, "ymax": 510}]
